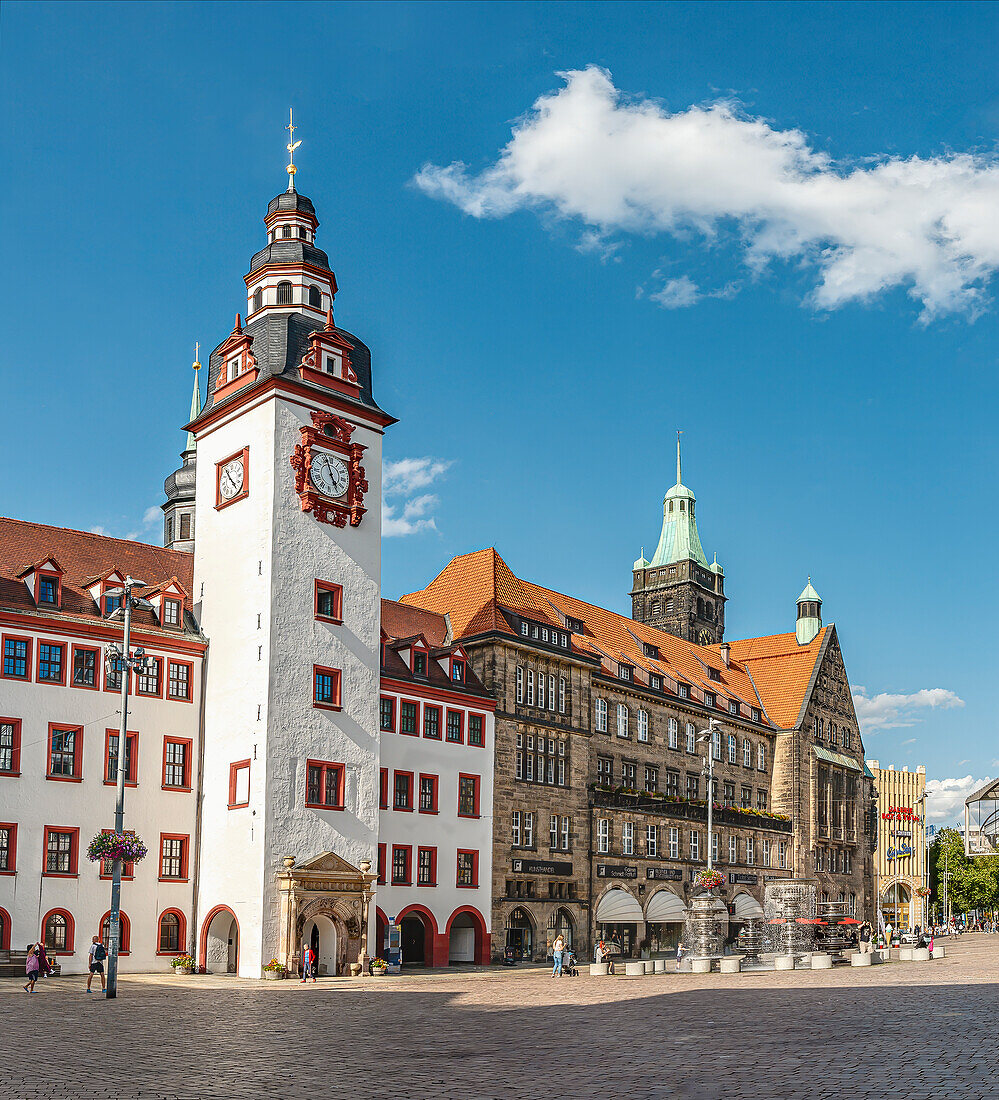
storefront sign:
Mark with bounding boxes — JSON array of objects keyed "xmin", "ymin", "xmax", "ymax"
[
  {"xmin": 646, "ymin": 867, "xmax": 683, "ymax": 881},
  {"xmin": 512, "ymin": 859, "xmax": 573, "ymax": 876},
  {"xmin": 882, "ymin": 807, "xmax": 921, "ymax": 822},
  {"xmin": 597, "ymin": 864, "xmax": 638, "ymax": 879},
  {"xmin": 887, "ymin": 844, "xmax": 913, "ymax": 861},
  {"xmin": 729, "ymin": 873, "xmax": 758, "ymax": 885}
]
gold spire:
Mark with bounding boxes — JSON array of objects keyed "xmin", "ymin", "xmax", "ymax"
[
  {"xmin": 193, "ymin": 342, "xmax": 201, "ymax": 371},
  {"xmin": 286, "ymin": 108, "xmax": 302, "ymax": 192}
]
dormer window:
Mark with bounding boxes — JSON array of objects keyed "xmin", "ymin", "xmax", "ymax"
[
  {"xmin": 38, "ymin": 576, "xmax": 58, "ymax": 605},
  {"xmin": 104, "ymin": 592, "xmax": 122, "ymax": 617},
  {"xmin": 729, "ymin": 700, "xmax": 739, "ymax": 716},
  {"xmin": 650, "ymin": 674, "xmax": 662, "ymax": 691},
  {"xmin": 643, "ymin": 643, "xmax": 659, "ymax": 659},
  {"xmin": 520, "ymin": 622, "xmax": 529, "ymax": 636},
  {"xmin": 566, "ymin": 616, "xmax": 583, "ymax": 633},
  {"xmin": 452, "ymin": 660, "xmax": 465, "ymax": 683},
  {"xmin": 308, "ymin": 285, "xmax": 322, "ymax": 309},
  {"xmin": 617, "ymin": 664, "xmax": 633, "ymax": 682},
  {"xmin": 413, "ymin": 652, "xmax": 427, "ymax": 677},
  {"xmin": 704, "ymin": 691, "xmax": 716, "ymax": 707},
  {"xmin": 541, "ymin": 628, "xmax": 548, "ymax": 642},
  {"xmin": 163, "ymin": 599, "xmax": 181, "ymax": 627},
  {"xmin": 708, "ymin": 668, "xmax": 721, "ymax": 682},
  {"xmin": 751, "ymin": 707, "xmax": 761, "ymax": 723},
  {"xmin": 325, "ymin": 354, "xmax": 341, "ymax": 376},
  {"xmin": 677, "ymin": 683, "xmax": 689, "ymax": 699},
  {"xmin": 227, "ymin": 357, "xmax": 241, "ymax": 382},
  {"xmin": 277, "ymin": 281, "xmax": 293, "ymax": 305}
]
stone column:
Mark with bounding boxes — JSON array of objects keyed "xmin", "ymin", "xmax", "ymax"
[{"xmin": 358, "ymin": 860, "xmax": 372, "ymax": 975}]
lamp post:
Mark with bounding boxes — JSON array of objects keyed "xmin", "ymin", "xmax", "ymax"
[
  {"xmin": 696, "ymin": 719, "xmax": 723, "ymax": 871},
  {"xmin": 914, "ymin": 791, "xmax": 927, "ymax": 932},
  {"xmin": 102, "ymin": 576, "xmax": 154, "ymax": 999}
]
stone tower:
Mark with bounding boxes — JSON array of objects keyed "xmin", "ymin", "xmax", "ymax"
[{"xmin": 630, "ymin": 439, "xmax": 726, "ymax": 645}]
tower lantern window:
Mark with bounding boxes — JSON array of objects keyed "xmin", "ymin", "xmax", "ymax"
[
  {"xmin": 308, "ymin": 285, "xmax": 322, "ymax": 309},
  {"xmin": 252, "ymin": 288, "xmax": 263, "ymax": 313},
  {"xmin": 298, "ymin": 227, "xmax": 306, "ymax": 239},
  {"xmin": 679, "ymin": 500, "xmax": 685, "ymax": 512},
  {"xmin": 277, "ymin": 281, "xmax": 293, "ymax": 305},
  {"xmin": 281, "ymin": 226, "xmax": 292, "ymax": 238}
]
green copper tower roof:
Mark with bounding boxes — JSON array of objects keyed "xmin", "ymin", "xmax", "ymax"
[
  {"xmin": 797, "ymin": 578, "xmax": 821, "ymax": 604},
  {"xmin": 648, "ymin": 437, "xmax": 709, "ymax": 568}
]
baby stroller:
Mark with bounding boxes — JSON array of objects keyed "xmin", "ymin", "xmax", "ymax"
[{"xmin": 561, "ymin": 949, "xmax": 579, "ymax": 977}]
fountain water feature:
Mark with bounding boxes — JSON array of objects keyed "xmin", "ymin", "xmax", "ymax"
[
  {"xmin": 816, "ymin": 898, "xmax": 851, "ymax": 959},
  {"xmin": 683, "ymin": 891, "xmax": 729, "ymax": 965},
  {"xmin": 736, "ymin": 917, "xmax": 765, "ymax": 967},
  {"xmin": 761, "ymin": 879, "xmax": 817, "ymax": 961}
]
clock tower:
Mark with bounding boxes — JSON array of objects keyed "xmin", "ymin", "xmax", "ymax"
[{"xmin": 187, "ymin": 137, "xmax": 394, "ymax": 977}]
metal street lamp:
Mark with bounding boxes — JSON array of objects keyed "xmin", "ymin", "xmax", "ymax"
[
  {"xmin": 102, "ymin": 576, "xmax": 154, "ymax": 999},
  {"xmin": 696, "ymin": 719, "xmax": 724, "ymax": 871}
]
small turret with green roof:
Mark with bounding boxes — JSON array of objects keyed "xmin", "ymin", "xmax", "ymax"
[{"xmin": 796, "ymin": 577, "xmax": 822, "ymax": 645}]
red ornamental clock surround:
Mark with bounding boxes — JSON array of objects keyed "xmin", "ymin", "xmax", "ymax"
[{"xmin": 290, "ymin": 410, "xmax": 368, "ymax": 528}]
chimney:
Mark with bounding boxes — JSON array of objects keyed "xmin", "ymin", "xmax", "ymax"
[{"xmin": 720, "ymin": 642, "xmax": 730, "ymax": 668}]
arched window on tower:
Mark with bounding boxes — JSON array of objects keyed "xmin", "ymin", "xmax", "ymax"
[
  {"xmin": 252, "ymin": 287, "xmax": 263, "ymax": 313},
  {"xmin": 679, "ymin": 500, "xmax": 685, "ymax": 512},
  {"xmin": 668, "ymin": 501, "xmax": 674, "ymax": 512},
  {"xmin": 281, "ymin": 226, "xmax": 292, "ymax": 238},
  {"xmin": 298, "ymin": 227, "xmax": 307, "ymax": 239},
  {"xmin": 308, "ymin": 285, "xmax": 322, "ymax": 309},
  {"xmin": 697, "ymin": 598, "xmax": 705, "ymax": 618},
  {"xmin": 277, "ymin": 282, "xmax": 293, "ymax": 305}
]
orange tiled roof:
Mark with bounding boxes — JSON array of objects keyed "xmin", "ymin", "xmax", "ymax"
[
  {"xmin": 401, "ymin": 548, "xmax": 825, "ymax": 727},
  {"xmin": 380, "ymin": 598, "xmax": 449, "ymax": 646},
  {"xmin": 0, "ymin": 517, "xmax": 196, "ymax": 635}
]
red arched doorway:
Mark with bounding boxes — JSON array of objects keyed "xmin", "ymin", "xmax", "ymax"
[
  {"xmin": 375, "ymin": 907, "xmax": 388, "ymax": 961},
  {"xmin": 199, "ymin": 905, "xmax": 239, "ymax": 974},
  {"xmin": 396, "ymin": 904, "xmax": 442, "ymax": 968},
  {"xmin": 0, "ymin": 906, "xmax": 10, "ymax": 951},
  {"xmin": 447, "ymin": 906, "xmax": 489, "ymax": 966}
]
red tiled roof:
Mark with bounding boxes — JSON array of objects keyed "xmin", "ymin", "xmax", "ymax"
[
  {"xmin": 0, "ymin": 517, "xmax": 196, "ymax": 636},
  {"xmin": 380, "ymin": 598, "xmax": 449, "ymax": 646}
]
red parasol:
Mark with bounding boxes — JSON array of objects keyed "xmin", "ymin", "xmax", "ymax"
[
  {"xmin": 767, "ymin": 918, "xmax": 787, "ymax": 925},
  {"xmin": 840, "ymin": 917, "xmax": 862, "ymax": 925}
]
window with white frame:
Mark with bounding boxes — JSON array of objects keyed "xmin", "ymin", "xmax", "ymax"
[
  {"xmin": 849, "ymin": 893, "xmax": 856, "ymax": 915},
  {"xmin": 597, "ymin": 818, "xmax": 609, "ymax": 854},
  {"xmin": 550, "ymin": 815, "xmax": 559, "ymax": 850},
  {"xmin": 727, "ymin": 734, "xmax": 737, "ymax": 762},
  {"xmin": 595, "ymin": 698, "xmax": 607, "ymax": 732},
  {"xmin": 622, "ymin": 822, "xmax": 634, "ymax": 856},
  {"xmin": 524, "ymin": 812, "xmax": 534, "ymax": 848},
  {"xmin": 778, "ymin": 842, "xmax": 788, "ymax": 869},
  {"xmin": 646, "ymin": 825, "xmax": 658, "ymax": 857},
  {"xmin": 616, "ymin": 704, "xmax": 629, "ymax": 738},
  {"xmin": 743, "ymin": 739, "xmax": 753, "ymax": 767},
  {"xmin": 512, "ymin": 811, "xmax": 521, "ymax": 846},
  {"xmin": 689, "ymin": 831, "xmax": 700, "ymax": 861},
  {"xmin": 758, "ymin": 743, "xmax": 766, "ymax": 770},
  {"xmin": 762, "ymin": 838, "xmax": 771, "ymax": 867},
  {"xmin": 668, "ymin": 717, "xmax": 678, "ymax": 749},
  {"xmin": 516, "ymin": 666, "xmax": 523, "ymax": 704},
  {"xmin": 548, "ymin": 674, "xmax": 556, "ymax": 710},
  {"xmin": 686, "ymin": 723, "xmax": 696, "ymax": 753},
  {"xmin": 560, "ymin": 816, "xmax": 570, "ymax": 851},
  {"xmin": 527, "ymin": 669, "xmax": 535, "ymax": 706},
  {"xmin": 729, "ymin": 835, "xmax": 737, "ymax": 863},
  {"xmin": 526, "ymin": 753, "xmax": 534, "ymax": 781},
  {"xmin": 712, "ymin": 728, "xmax": 722, "ymax": 760},
  {"xmin": 669, "ymin": 827, "xmax": 679, "ymax": 860},
  {"xmin": 645, "ymin": 765, "xmax": 658, "ymax": 793},
  {"xmin": 637, "ymin": 709, "xmax": 649, "ymax": 742},
  {"xmin": 559, "ymin": 676, "xmax": 566, "ymax": 714},
  {"xmin": 712, "ymin": 832, "xmax": 719, "ymax": 863},
  {"xmin": 746, "ymin": 837, "xmax": 755, "ymax": 865}
]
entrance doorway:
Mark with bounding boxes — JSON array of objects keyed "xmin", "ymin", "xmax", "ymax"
[
  {"xmin": 883, "ymin": 882, "xmax": 911, "ymax": 931},
  {"xmin": 307, "ymin": 914, "xmax": 338, "ymax": 976},
  {"xmin": 505, "ymin": 907, "xmax": 534, "ymax": 960},
  {"xmin": 201, "ymin": 906, "xmax": 239, "ymax": 974},
  {"xmin": 401, "ymin": 916, "xmax": 427, "ymax": 966},
  {"xmin": 547, "ymin": 907, "xmax": 575, "ymax": 953}
]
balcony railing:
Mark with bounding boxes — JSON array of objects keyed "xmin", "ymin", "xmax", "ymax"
[{"xmin": 589, "ymin": 786, "xmax": 793, "ymax": 833}]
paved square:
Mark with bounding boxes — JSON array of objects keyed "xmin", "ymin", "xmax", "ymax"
[{"xmin": 4, "ymin": 936, "xmax": 999, "ymax": 1100}]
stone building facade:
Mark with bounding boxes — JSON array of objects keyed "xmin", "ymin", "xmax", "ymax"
[{"xmin": 868, "ymin": 760, "xmax": 927, "ymax": 932}]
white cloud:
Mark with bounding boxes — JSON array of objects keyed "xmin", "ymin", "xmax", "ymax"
[
  {"xmin": 852, "ymin": 687, "xmax": 965, "ymax": 732},
  {"xmin": 142, "ymin": 506, "xmax": 161, "ymax": 526},
  {"xmin": 415, "ymin": 66, "xmax": 999, "ymax": 319},
  {"xmin": 382, "ymin": 458, "xmax": 451, "ymax": 537},
  {"xmin": 901, "ymin": 738, "xmax": 917, "ymax": 746},
  {"xmin": 925, "ymin": 775, "xmax": 989, "ymax": 825},
  {"xmin": 651, "ymin": 275, "xmax": 702, "ymax": 309},
  {"xmin": 89, "ymin": 525, "xmax": 109, "ymax": 536}
]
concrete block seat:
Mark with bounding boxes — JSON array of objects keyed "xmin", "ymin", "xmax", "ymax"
[
  {"xmin": 691, "ymin": 958, "xmax": 712, "ymax": 974},
  {"xmin": 624, "ymin": 961, "xmax": 646, "ymax": 977},
  {"xmin": 850, "ymin": 952, "xmax": 873, "ymax": 967},
  {"xmin": 774, "ymin": 955, "xmax": 795, "ymax": 971},
  {"xmin": 912, "ymin": 947, "xmax": 931, "ymax": 961},
  {"xmin": 811, "ymin": 953, "xmax": 833, "ymax": 969},
  {"xmin": 931, "ymin": 945, "xmax": 946, "ymax": 959},
  {"xmin": 898, "ymin": 947, "xmax": 914, "ymax": 961},
  {"xmin": 653, "ymin": 958, "xmax": 666, "ymax": 974},
  {"xmin": 719, "ymin": 956, "xmax": 742, "ymax": 974},
  {"xmin": 589, "ymin": 962, "xmax": 609, "ymax": 976}
]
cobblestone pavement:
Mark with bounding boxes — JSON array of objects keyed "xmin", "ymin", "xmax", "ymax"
[{"xmin": 5, "ymin": 936, "xmax": 999, "ymax": 1099}]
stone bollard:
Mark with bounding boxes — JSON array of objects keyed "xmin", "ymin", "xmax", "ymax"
[
  {"xmin": 654, "ymin": 958, "xmax": 666, "ymax": 974},
  {"xmin": 898, "ymin": 947, "xmax": 914, "ymax": 961},
  {"xmin": 625, "ymin": 961, "xmax": 646, "ymax": 977},
  {"xmin": 811, "ymin": 953, "xmax": 833, "ymax": 969},
  {"xmin": 719, "ymin": 956, "xmax": 741, "ymax": 974},
  {"xmin": 589, "ymin": 962, "xmax": 609, "ymax": 976},
  {"xmin": 912, "ymin": 947, "xmax": 931, "ymax": 961},
  {"xmin": 850, "ymin": 952, "xmax": 872, "ymax": 967},
  {"xmin": 691, "ymin": 958, "xmax": 712, "ymax": 974},
  {"xmin": 871, "ymin": 950, "xmax": 884, "ymax": 964},
  {"xmin": 774, "ymin": 955, "xmax": 795, "ymax": 970},
  {"xmin": 931, "ymin": 945, "xmax": 946, "ymax": 959},
  {"xmin": 643, "ymin": 960, "xmax": 655, "ymax": 974}
]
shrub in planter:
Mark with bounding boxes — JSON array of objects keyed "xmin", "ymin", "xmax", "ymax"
[
  {"xmin": 86, "ymin": 831, "xmax": 148, "ymax": 865},
  {"xmin": 170, "ymin": 954, "xmax": 196, "ymax": 974}
]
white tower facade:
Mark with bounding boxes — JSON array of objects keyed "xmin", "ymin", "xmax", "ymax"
[{"xmin": 190, "ymin": 181, "xmax": 392, "ymax": 977}]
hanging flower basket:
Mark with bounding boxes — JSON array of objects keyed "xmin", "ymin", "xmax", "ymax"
[
  {"xmin": 915, "ymin": 886, "xmax": 931, "ymax": 898},
  {"xmin": 86, "ymin": 831, "xmax": 148, "ymax": 864},
  {"xmin": 693, "ymin": 868, "xmax": 726, "ymax": 891}
]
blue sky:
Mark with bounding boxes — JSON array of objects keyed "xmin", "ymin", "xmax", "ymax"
[{"xmin": 3, "ymin": 1, "xmax": 998, "ymax": 821}]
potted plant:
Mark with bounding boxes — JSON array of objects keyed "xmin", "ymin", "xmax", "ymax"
[
  {"xmin": 86, "ymin": 831, "xmax": 148, "ymax": 866},
  {"xmin": 263, "ymin": 958, "xmax": 287, "ymax": 980},
  {"xmin": 370, "ymin": 957, "xmax": 389, "ymax": 976},
  {"xmin": 170, "ymin": 954, "xmax": 196, "ymax": 976},
  {"xmin": 693, "ymin": 868, "xmax": 726, "ymax": 891}
]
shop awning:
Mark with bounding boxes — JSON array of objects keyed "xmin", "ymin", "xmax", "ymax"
[
  {"xmin": 595, "ymin": 887, "xmax": 644, "ymax": 923},
  {"xmin": 646, "ymin": 889, "xmax": 686, "ymax": 923},
  {"xmin": 732, "ymin": 892, "xmax": 765, "ymax": 920}
]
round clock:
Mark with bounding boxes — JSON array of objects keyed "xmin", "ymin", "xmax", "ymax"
[
  {"xmin": 310, "ymin": 452, "xmax": 349, "ymax": 498},
  {"xmin": 219, "ymin": 456, "xmax": 245, "ymax": 500}
]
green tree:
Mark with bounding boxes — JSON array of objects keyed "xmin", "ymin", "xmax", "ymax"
[{"xmin": 928, "ymin": 828, "xmax": 999, "ymax": 918}]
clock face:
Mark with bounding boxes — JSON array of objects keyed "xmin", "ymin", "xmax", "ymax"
[
  {"xmin": 219, "ymin": 456, "xmax": 245, "ymax": 500},
  {"xmin": 310, "ymin": 452, "xmax": 349, "ymax": 498}
]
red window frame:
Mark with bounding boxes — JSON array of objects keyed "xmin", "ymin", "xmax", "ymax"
[
  {"xmin": 103, "ymin": 729, "xmax": 138, "ymax": 787},
  {"xmin": 418, "ymin": 773, "xmax": 439, "ymax": 814},
  {"xmin": 167, "ymin": 659, "xmax": 194, "ymax": 702},
  {"xmin": 47, "ymin": 723, "xmax": 83, "ymax": 782},
  {"xmin": 228, "ymin": 760, "xmax": 251, "ymax": 808},
  {"xmin": 70, "ymin": 645, "xmax": 100, "ymax": 690},
  {"xmin": 393, "ymin": 770, "xmax": 414, "ymax": 811},
  {"xmin": 36, "ymin": 639, "xmax": 67, "ymax": 685},
  {"xmin": 0, "ymin": 822, "xmax": 17, "ymax": 874},
  {"xmin": 377, "ymin": 843, "xmax": 386, "ymax": 884},
  {"xmin": 313, "ymin": 665, "xmax": 343, "ymax": 711},
  {"xmin": 35, "ymin": 569, "xmax": 63, "ymax": 608},
  {"xmin": 161, "ymin": 737, "xmax": 193, "ymax": 790},
  {"xmin": 98, "ymin": 828, "xmax": 135, "ymax": 880},
  {"xmin": 42, "ymin": 825, "xmax": 80, "ymax": 878},
  {"xmin": 314, "ymin": 580, "xmax": 344, "ymax": 624},
  {"xmin": 159, "ymin": 833, "xmax": 190, "ymax": 882},
  {"xmin": 379, "ymin": 696, "xmax": 395, "ymax": 732},
  {"xmin": 379, "ymin": 767, "xmax": 389, "ymax": 809},
  {"xmin": 1, "ymin": 633, "xmax": 32, "ymax": 681},
  {"xmin": 0, "ymin": 717, "xmax": 22, "ymax": 776},
  {"xmin": 134, "ymin": 656, "xmax": 163, "ymax": 698},
  {"xmin": 305, "ymin": 759, "xmax": 345, "ymax": 809},
  {"xmin": 468, "ymin": 713, "xmax": 486, "ymax": 748},
  {"xmin": 41, "ymin": 908, "xmax": 75, "ymax": 954},
  {"xmin": 445, "ymin": 709, "xmax": 464, "ymax": 744},
  {"xmin": 423, "ymin": 704, "xmax": 442, "ymax": 740},
  {"xmin": 215, "ymin": 446, "xmax": 249, "ymax": 510},
  {"xmin": 157, "ymin": 908, "xmax": 187, "ymax": 955},
  {"xmin": 399, "ymin": 698, "xmax": 419, "ymax": 735},
  {"xmin": 457, "ymin": 773, "xmax": 481, "ymax": 818},
  {"xmin": 391, "ymin": 844, "xmax": 412, "ymax": 885},
  {"xmin": 456, "ymin": 849, "xmax": 479, "ymax": 888},
  {"xmin": 162, "ymin": 597, "xmax": 182, "ymax": 628},
  {"xmin": 99, "ymin": 910, "xmax": 131, "ymax": 955},
  {"xmin": 417, "ymin": 846, "xmax": 438, "ymax": 887}
]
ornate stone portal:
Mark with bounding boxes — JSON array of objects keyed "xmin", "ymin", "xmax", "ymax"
[{"xmin": 276, "ymin": 851, "xmax": 375, "ymax": 976}]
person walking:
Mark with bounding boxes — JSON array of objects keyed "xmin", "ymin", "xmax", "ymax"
[
  {"xmin": 858, "ymin": 922, "xmax": 873, "ymax": 955},
  {"xmin": 551, "ymin": 934, "xmax": 565, "ymax": 978},
  {"xmin": 87, "ymin": 936, "xmax": 107, "ymax": 993},
  {"xmin": 301, "ymin": 943, "xmax": 316, "ymax": 983},
  {"xmin": 35, "ymin": 940, "xmax": 52, "ymax": 982},
  {"xmin": 23, "ymin": 944, "xmax": 40, "ymax": 993}
]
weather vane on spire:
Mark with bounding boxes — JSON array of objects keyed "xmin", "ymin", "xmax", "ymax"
[
  {"xmin": 676, "ymin": 429, "xmax": 684, "ymax": 485},
  {"xmin": 193, "ymin": 342, "xmax": 201, "ymax": 371},
  {"xmin": 286, "ymin": 108, "xmax": 302, "ymax": 192}
]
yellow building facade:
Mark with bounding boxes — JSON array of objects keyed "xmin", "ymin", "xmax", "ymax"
[{"xmin": 869, "ymin": 761, "xmax": 927, "ymax": 931}]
